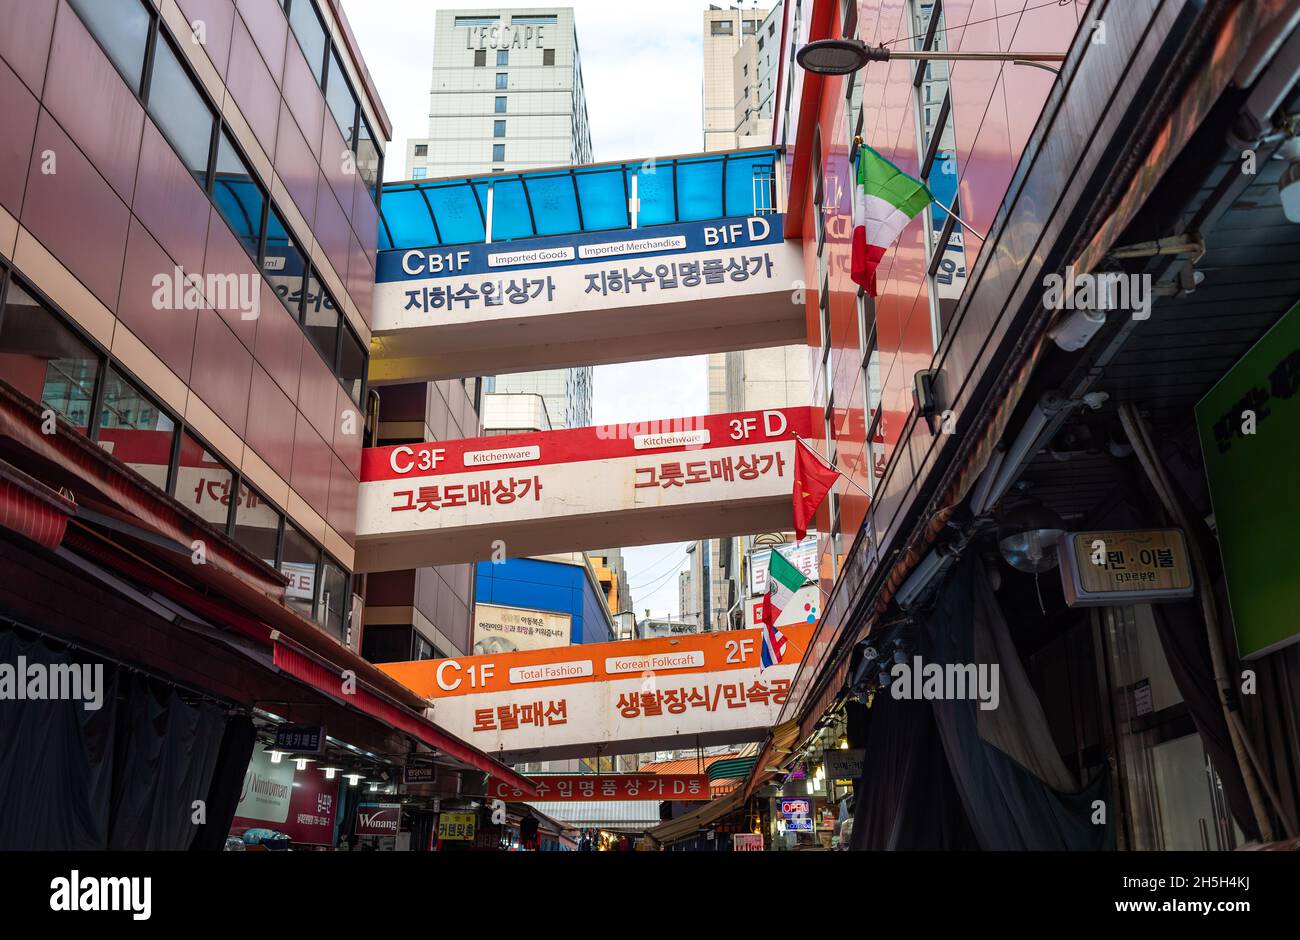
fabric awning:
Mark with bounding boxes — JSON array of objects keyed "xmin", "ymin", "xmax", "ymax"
[{"xmin": 641, "ymin": 785, "xmax": 749, "ymax": 848}]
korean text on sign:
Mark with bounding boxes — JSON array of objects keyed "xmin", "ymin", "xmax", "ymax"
[
  {"xmin": 391, "ymin": 475, "xmax": 543, "ymax": 512},
  {"xmin": 635, "ymin": 452, "xmax": 786, "ymax": 488}
]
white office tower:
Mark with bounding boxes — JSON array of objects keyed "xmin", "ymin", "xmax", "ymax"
[
  {"xmin": 703, "ymin": 4, "xmax": 780, "ymax": 152},
  {"xmin": 405, "ymin": 8, "xmax": 593, "ymax": 179},
  {"xmin": 405, "ymin": 8, "xmax": 595, "ymax": 432}
]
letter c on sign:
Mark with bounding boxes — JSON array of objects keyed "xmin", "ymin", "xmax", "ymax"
[
  {"xmin": 390, "ymin": 445, "xmax": 415, "ymax": 474},
  {"xmin": 436, "ymin": 659, "xmax": 462, "ymax": 692},
  {"xmin": 401, "ymin": 251, "xmax": 425, "ymax": 276}
]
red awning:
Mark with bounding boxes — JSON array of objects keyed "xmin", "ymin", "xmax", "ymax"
[
  {"xmin": 0, "ymin": 458, "xmax": 73, "ymax": 549},
  {"xmin": 0, "ymin": 384, "xmax": 536, "ymax": 795}
]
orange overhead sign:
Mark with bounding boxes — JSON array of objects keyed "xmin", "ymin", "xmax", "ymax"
[
  {"xmin": 378, "ymin": 625, "xmax": 814, "ymax": 762},
  {"xmin": 381, "ymin": 623, "xmax": 812, "ymax": 699}
]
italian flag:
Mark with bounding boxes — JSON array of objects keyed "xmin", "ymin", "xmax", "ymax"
[
  {"xmin": 761, "ymin": 548, "xmax": 810, "ymax": 668},
  {"xmin": 851, "ymin": 146, "xmax": 932, "ymax": 297}
]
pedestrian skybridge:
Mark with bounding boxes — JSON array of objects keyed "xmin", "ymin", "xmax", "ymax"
[
  {"xmin": 369, "ymin": 148, "xmax": 803, "ymax": 384},
  {"xmin": 354, "ymin": 407, "xmax": 811, "ymax": 572}
]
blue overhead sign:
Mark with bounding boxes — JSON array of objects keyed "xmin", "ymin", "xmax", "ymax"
[{"xmin": 376, "ymin": 215, "xmax": 784, "ymax": 283}]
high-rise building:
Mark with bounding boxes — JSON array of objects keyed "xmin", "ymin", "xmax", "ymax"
[
  {"xmin": 405, "ymin": 8, "xmax": 594, "ymax": 433},
  {"xmin": 702, "ymin": 4, "xmax": 777, "ymax": 152},
  {"xmin": 487, "ymin": 366, "xmax": 591, "ymax": 429},
  {"xmin": 405, "ymin": 7, "xmax": 593, "ymax": 180}
]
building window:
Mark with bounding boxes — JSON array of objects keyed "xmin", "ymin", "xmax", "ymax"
[
  {"xmin": 711, "ymin": 20, "xmax": 733, "ymax": 35},
  {"xmin": 146, "ymin": 35, "xmax": 216, "ymax": 187},
  {"xmin": 318, "ymin": 557, "xmax": 350, "ymax": 640},
  {"xmin": 496, "ymin": 49, "xmax": 509, "ymax": 67},
  {"xmin": 303, "ymin": 273, "xmax": 341, "ymax": 364},
  {"xmin": 98, "ymin": 367, "xmax": 176, "ymax": 492},
  {"xmin": 412, "ymin": 166, "xmax": 427, "ymax": 179},
  {"xmin": 495, "ymin": 72, "xmax": 508, "ymax": 89},
  {"xmin": 325, "ymin": 46, "xmax": 360, "ymax": 145},
  {"xmin": 493, "ymin": 143, "xmax": 505, "ymax": 162},
  {"xmin": 0, "ymin": 282, "xmax": 100, "ymax": 435},
  {"xmin": 510, "ymin": 15, "xmax": 557, "ymax": 25},
  {"xmin": 543, "ymin": 48, "xmax": 555, "ymax": 66},
  {"xmin": 455, "ymin": 15, "xmax": 499, "ymax": 26},
  {"xmin": 743, "ymin": 19, "xmax": 758, "ymax": 33},
  {"xmin": 281, "ymin": 522, "xmax": 320, "ymax": 620},
  {"xmin": 414, "ymin": 143, "xmax": 428, "ymax": 157},
  {"xmin": 177, "ymin": 430, "xmax": 236, "ymax": 531},
  {"xmin": 339, "ymin": 325, "xmax": 367, "ymax": 406},
  {"xmin": 263, "ymin": 206, "xmax": 308, "ymax": 315},
  {"xmin": 286, "ymin": 0, "xmax": 328, "ymax": 81},
  {"xmin": 494, "ymin": 120, "xmax": 506, "ymax": 138},
  {"xmin": 495, "ymin": 96, "xmax": 507, "ymax": 113},
  {"xmin": 68, "ymin": 0, "xmax": 152, "ymax": 94},
  {"xmin": 211, "ymin": 130, "xmax": 265, "ymax": 261},
  {"xmin": 233, "ymin": 482, "xmax": 281, "ymax": 567},
  {"xmin": 473, "ymin": 48, "xmax": 486, "ymax": 66}
]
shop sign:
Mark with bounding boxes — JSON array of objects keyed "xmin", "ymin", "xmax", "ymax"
[
  {"xmin": 438, "ymin": 812, "xmax": 477, "ymax": 842},
  {"xmin": 780, "ymin": 798, "xmax": 810, "ymax": 817},
  {"xmin": 1057, "ymin": 529, "xmax": 1193, "ymax": 608},
  {"xmin": 230, "ymin": 749, "xmax": 338, "ymax": 845},
  {"xmin": 488, "ymin": 773, "xmax": 708, "ymax": 801},
  {"xmin": 732, "ymin": 833, "xmax": 764, "ymax": 851},
  {"xmin": 1196, "ymin": 299, "xmax": 1300, "ymax": 658},
  {"xmin": 403, "ymin": 764, "xmax": 437, "ymax": 785},
  {"xmin": 356, "ymin": 803, "xmax": 401, "ymax": 836},
  {"xmin": 824, "ymin": 749, "xmax": 865, "ymax": 781},
  {"xmin": 784, "ymin": 816, "xmax": 814, "ymax": 832},
  {"xmin": 273, "ymin": 724, "xmax": 325, "ymax": 754}
]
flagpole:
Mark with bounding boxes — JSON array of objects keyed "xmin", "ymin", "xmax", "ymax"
[
  {"xmin": 930, "ymin": 198, "xmax": 988, "ymax": 242},
  {"xmin": 793, "ymin": 434, "xmax": 873, "ymax": 501}
]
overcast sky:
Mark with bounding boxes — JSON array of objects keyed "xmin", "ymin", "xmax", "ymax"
[{"xmin": 340, "ymin": 0, "xmax": 724, "ymax": 617}]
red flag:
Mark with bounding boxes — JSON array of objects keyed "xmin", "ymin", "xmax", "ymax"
[{"xmin": 792, "ymin": 440, "xmax": 840, "ymax": 539}]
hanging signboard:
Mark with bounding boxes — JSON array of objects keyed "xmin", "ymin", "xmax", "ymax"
[
  {"xmin": 380, "ymin": 623, "xmax": 814, "ymax": 762},
  {"xmin": 370, "ymin": 215, "xmax": 803, "ymax": 382},
  {"xmin": 1056, "ymin": 529, "xmax": 1194, "ymax": 607},
  {"xmin": 488, "ymin": 774, "xmax": 709, "ymax": 802},
  {"xmin": 273, "ymin": 724, "xmax": 325, "ymax": 754},
  {"xmin": 356, "ymin": 407, "xmax": 813, "ymax": 572},
  {"xmin": 355, "ymin": 803, "xmax": 402, "ymax": 836},
  {"xmin": 438, "ymin": 812, "xmax": 477, "ymax": 842},
  {"xmin": 824, "ymin": 748, "xmax": 865, "ymax": 781},
  {"xmin": 1196, "ymin": 299, "xmax": 1300, "ymax": 658}
]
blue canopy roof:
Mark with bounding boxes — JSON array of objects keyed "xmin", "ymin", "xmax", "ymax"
[{"xmin": 378, "ymin": 148, "xmax": 780, "ymax": 251}]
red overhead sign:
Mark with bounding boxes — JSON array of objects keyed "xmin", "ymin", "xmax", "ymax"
[{"xmin": 489, "ymin": 774, "xmax": 710, "ymax": 802}]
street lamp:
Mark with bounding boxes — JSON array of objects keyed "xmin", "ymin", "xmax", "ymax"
[{"xmin": 795, "ymin": 38, "xmax": 1065, "ymax": 75}]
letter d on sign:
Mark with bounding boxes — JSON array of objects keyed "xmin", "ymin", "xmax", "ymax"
[
  {"xmin": 747, "ymin": 216, "xmax": 771, "ymax": 242},
  {"xmin": 763, "ymin": 410, "xmax": 788, "ymax": 437}
]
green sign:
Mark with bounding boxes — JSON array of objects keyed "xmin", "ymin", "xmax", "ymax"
[{"xmin": 1196, "ymin": 300, "xmax": 1300, "ymax": 659}]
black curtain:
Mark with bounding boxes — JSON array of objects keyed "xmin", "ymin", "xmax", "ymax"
[
  {"xmin": 920, "ymin": 556, "xmax": 1111, "ymax": 850},
  {"xmin": 190, "ymin": 714, "xmax": 257, "ymax": 851},
  {"xmin": 0, "ymin": 623, "xmax": 232, "ymax": 850},
  {"xmin": 848, "ymin": 684, "xmax": 977, "ymax": 850}
]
